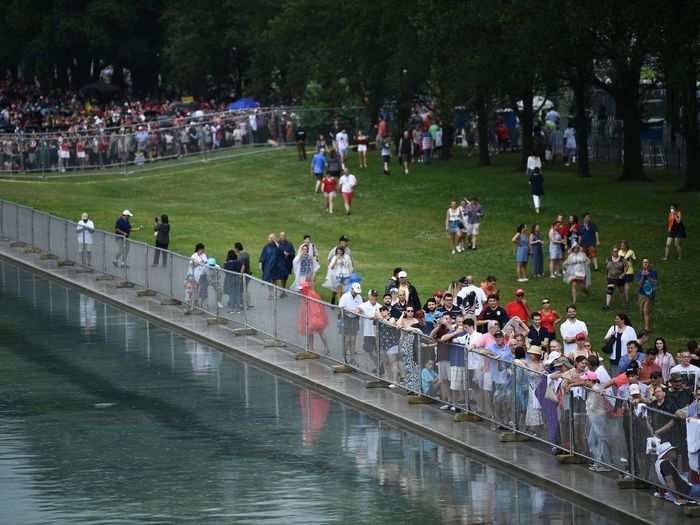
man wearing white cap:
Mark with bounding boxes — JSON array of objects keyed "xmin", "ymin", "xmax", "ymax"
[
  {"xmin": 113, "ymin": 209, "xmax": 141, "ymax": 268},
  {"xmin": 338, "ymin": 282, "xmax": 363, "ymax": 366},
  {"xmin": 76, "ymin": 212, "xmax": 95, "ymax": 266},
  {"xmin": 397, "ymin": 270, "xmax": 421, "ymax": 311}
]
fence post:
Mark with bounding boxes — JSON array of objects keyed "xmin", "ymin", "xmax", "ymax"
[
  {"xmin": 168, "ymin": 255, "xmax": 174, "ymax": 297},
  {"xmin": 464, "ymin": 348, "xmax": 471, "ymax": 412},
  {"xmin": 568, "ymin": 390, "xmax": 575, "ymax": 455},
  {"xmin": 242, "ymin": 274, "xmax": 248, "ymax": 328},
  {"xmin": 341, "ymin": 308, "xmax": 347, "ymax": 363},
  {"xmin": 15, "ymin": 205, "xmax": 19, "ymax": 241},
  {"xmin": 102, "ymin": 232, "xmax": 107, "ymax": 274},
  {"xmin": 273, "ymin": 283, "xmax": 278, "ymax": 339},
  {"xmin": 511, "ymin": 364, "xmax": 518, "ymax": 432},
  {"xmin": 63, "ymin": 220, "xmax": 69, "ymax": 261},
  {"xmin": 627, "ymin": 403, "xmax": 636, "ymax": 479},
  {"xmin": 0, "ymin": 200, "xmax": 4, "ymax": 238},
  {"xmin": 305, "ymin": 294, "xmax": 310, "ymax": 353},
  {"xmin": 122, "ymin": 237, "xmax": 128, "ymax": 282},
  {"xmin": 145, "ymin": 245, "xmax": 150, "ymax": 290}
]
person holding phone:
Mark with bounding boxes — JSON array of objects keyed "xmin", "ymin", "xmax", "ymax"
[
  {"xmin": 152, "ymin": 214, "xmax": 170, "ymax": 267},
  {"xmin": 76, "ymin": 212, "xmax": 95, "ymax": 266}
]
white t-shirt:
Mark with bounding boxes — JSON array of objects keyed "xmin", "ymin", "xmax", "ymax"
[
  {"xmin": 465, "ymin": 331, "xmax": 484, "ymax": 370},
  {"xmin": 358, "ymin": 300, "xmax": 381, "ymax": 337},
  {"xmin": 603, "ymin": 325, "xmax": 637, "ymax": 362},
  {"xmin": 339, "ymin": 174, "xmax": 357, "ymax": 193},
  {"xmin": 670, "ymin": 364, "xmax": 700, "ymax": 389},
  {"xmin": 527, "ymin": 156, "xmax": 542, "ymax": 171},
  {"xmin": 564, "ymin": 128, "xmax": 576, "ymax": 148},
  {"xmin": 457, "ymin": 285, "xmax": 486, "ymax": 316},
  {"xmin": 560, "ymin": 319, "xmax": 588, "ymax": 356},
  {"xmin": 338, "ymin": 291, "xmax": 362, "ymax": 316},
  {"xmin": 336, "ymin": 131, "xmax": 349, "ymax": 150}
]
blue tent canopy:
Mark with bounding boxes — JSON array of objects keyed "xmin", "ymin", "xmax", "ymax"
[{"xmin": 226, "ymin": 98, "xmax": 259, "ymax": 111}]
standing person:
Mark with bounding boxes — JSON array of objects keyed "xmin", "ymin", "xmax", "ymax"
[
  {"xmin": 559, "ymin": 305, "xmax": 588, "ymax": 357},
  {"xmin": 321, "ymin": 172, "xmax": 337, "ymax": 214},
  {"xmin": 223, "ymin": 250, "xmax": 243, "ymax": 312},
  {"xmin": 327, "ymin": 148, "xmax": 342, "ymax": 179},
  {"xmin": 380, "ymin": 137, "xmax": 391, "ymax": 176},
  {"xmin": 396, "ymin": 270, "xmax": 421, "ymax": 312},
  {"xmin": 421, "ymin": 128, "xmax": 433, "ymax": 164},
  {"xmin": 152, "ymin": 214, "xmax": 170, "ymax": 267},
  {"xmin": 311, "ymin": 148, "xmax": 326, "ymax": 193},
  {"xmin": 235, "ymin": 241, "xmax": 252, "ymax": 308},
  {"xmin": 338, "ymin": 282, "xmax": 363, "ymax": 365},
  {"xmin": 563, "ymin": 125, "xmax": 576, "ymax": 166},
  {"xmin": 338, "ymin": 168, "xmax": 357, "ymax": 215},
  {"xmin": 528, "ymin": 167, "xmax": 544, "ymax": 214},
  {"xmin": 529, "ymin": 223, "xmax": 544, "ymax": 277},
  {"xmin": 258, "ymin": 234, "xmax": 285, "ymax": 293},
  {"xmin": 618, "ymin": 239, "xmax": 636, "ymax": 304},
  {"xmin": 538, "ymin": 298, "xmax": 560, "ymax": 335},
  {"xmin": 548, "ymin": 220, "xmax": 565, "ymax": 278},
  {"xmin": 512, "ymin": 224, "xmax": 530, "ymax": 282},
  {"xmin": 298, "ymin": 281, "xmax": 330, "ymax": 355},
  {"xmin": 566, "ymin": 215, "xmax": 580, "ymax": 248},
  {"xmin": 526, "ymin": 153, "xmax": 542, "ymax": 177},
  {"xmin": 445, "ymin": 200, "xmax": 464, "ymax": 254},
  {"xmin": 562, "ymin": 243, "xmax": 591, "ymax": 304},
  {"xmin": 398, "ymin": 130, "xmax": 414, "ymax": 175},
  {"xmin": 291, "ymin": 243, "xmax": 319, "ymax": 290},
  {"xmin": 579, "ymin": 213, "xmax": 600, "ymax": 271},
  {"xmin": 464, "ymin": 197, "xmax": 483, "ymax": 250},
  {"xmin": 654, "ymin": 337, "xmax": 676, "ymax": 383},
  {"xmin": 602, "ymin": 313, "xmax": 637, "ymax": 374},
  {"xmin": 355, "ymin": 129, "xmax": 368, "ymax": 169},
  {"xmin": 636, "ymin": 258, "xmax": 658, "ymax": 332},
  {"xmin": 295, "ymin": 124, "xmax": 307, "ymax": 160},
  {"xmin": 358, "ymin": 289, "xmax": 382, "ymax": 371},
  {"xmin": 76, "ymin": 212, "xmax": 95, "ymax": 266},
  {"xmin": 277, "ymin": 232, "xmax": 295, "ymax": 291},
  {"xmin": 663, "ymin": 204, "xmax": 686, "ymax": 260},
  {"xmin": 113, "ymin": 209, "xmax": 141, "ymax": 268},
  {"xmin": 603, "ymin": 247, "xmax": 626, "ymax": 310},
  {"xmin": 505, "ymin": 289, "xmax": 530, "ymax": 325},
  {"xmin": 324, "ymin": 246, "xmax": 353, "ymax": 304},
  {"xmin": 187, "ymin": 243, "xmax": 208, "ymax": 311}
]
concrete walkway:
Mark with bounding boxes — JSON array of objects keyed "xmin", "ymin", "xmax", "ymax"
[{"xmin": 0, "ymin": 239, "xmax": 688, "ymax": 524}]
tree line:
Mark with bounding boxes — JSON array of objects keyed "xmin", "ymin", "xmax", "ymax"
[{"xmin": 1, "ymin": 0, "xmax": 698, "ymax": 188}]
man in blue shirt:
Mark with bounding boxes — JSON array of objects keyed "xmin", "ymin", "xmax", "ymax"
[
  {"xmin": 311, "ymin": 148, "xmax": 326, "ymax": 193},
  {"xmin": 113, "ymin": 209, "xmax": 140, "ymax": 268},
  {"xmin": 580, "ymin": 213, "xmax": 600, "ymax": 270},
  {"xmin": 486, "ymin": 331, "xmax": 513, "ymax": 425}
]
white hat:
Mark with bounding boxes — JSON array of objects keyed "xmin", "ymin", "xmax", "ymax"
[
  {"xmin": 81, "ymin": 212, "xmax": 88, "ymax": 220},
  {"xmin": 657, "ymin": 442, "xmax": 676, "ymax": 459},
  {"xmin": 398, "ymin": 271, "xmax": 408, "ymax": 278},
  {"xmin": 544, "ymin": 351, "xmax": 561, "ymax": 366},
  {"xmin": 351, "ymin": 282, "xmax": 362, "ymax": 293},
  {"xmin": 629, "ymin": 384, "xmax": 641, "ymax": 396},
  {"xmin": 122, "ymin": 209, "xmax": 133, "ymax": 216}
]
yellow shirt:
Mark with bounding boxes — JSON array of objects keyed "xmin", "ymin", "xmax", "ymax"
[{"xmin": 618, "ymin": 249, "xmax": 636, "ymax": 275}]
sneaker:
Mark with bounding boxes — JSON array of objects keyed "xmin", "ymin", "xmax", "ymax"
[
  {"xmin": 217, "ymin": 302, "xmax": 224, "ymax": 309},
  {"xmin": 451, "ymin": 249, "xmax": 456, "ymax": 255},
  {"xmin": 596, "ymin": 466, "xmax": 612, "ymax": 472},
  {"xmin": 450, "ymin": 406, "xmax": 457, "ymax": 412},
  {"xmin": 388, "ymin": 384, "xmax": 397, "ymax": 389},
  {"xmin": 439, "ymin": 404, "xmax": 450, "ymax": 410}
]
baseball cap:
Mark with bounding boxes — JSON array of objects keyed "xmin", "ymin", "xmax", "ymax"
[
  {"xmin": 575, "ymin": 332, "xmax": 587, "ymax": 341},
  {"xmin": 368, "ymin": 289, "xmax": 378, "ymax": 296},
  {"xmin": 339, "ymin": 235, "xmax": 350, "ymax": 242},
  {"xmin": 207, "ymin": 258, "xmax": 217, "ymax": 267},
  {"xmin": 670, "ymin": 372, "xmax": 684, "ymax": 382},
  {"xmin": 629, "ymin": 384, "xmax": 641, "ymax": 396},
  {"xmin": 398, "ymin": 271, "xmax": 407, "ymax": 278},
  {"xmin": 514, "ymin": 288, "xmax": 525, "ymax": 296},
  {"xmin": 351, "ymin": 282, "xmax": 361, "ymax": 293},
  {"xmin": 544, "ymin": 350, "xmax": 561, "ymax": 365},
  {"xmin": 122, "ymin": 209, "xmax": 133, "ymax": 216},
  {"xmin": 584, "ymin": 371, "xmax": 598, "ymax": 381},
  {"xmin": 494, "ymin": 330, "xmax": 504, "ymax": 338},
  {"xmin": 81, "ymin": 212, "xmax": 88, "ymax": 220},
  {"xmin": 433, "ymin": 289, "xmax": 443, "ymax": 297}
]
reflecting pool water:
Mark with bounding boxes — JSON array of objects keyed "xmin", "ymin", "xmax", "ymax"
[{"xmin": 0, "ymin": 262, "xmax": 619, "ymax": 524}]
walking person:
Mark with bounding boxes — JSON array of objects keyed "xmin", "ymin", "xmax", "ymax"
[
  {"xmin": 259, "ymin": 234, "xmax": 286, "ymax": 298},
  {"xmin": 291, "ymin": 243, "xmax": 320, "ymax": 290},
  {"xmin": 548, "ymin": 220, "xmax": 564, "ymax": 278},
  {"xmin": 76, "ymin": 212, "xmax": 95, "ymax": 267},
  {"xmin": 528, "ymin": 167, "xmax": 544, "ymax": 214},
  {"xmin": 355, "ymin": 129, "xmax": 368, "ymax": 168},
  {"xmin": 602, "ymin": 247, "xmax": 626, "ymax": 310},
  {"xmin": 321, "ymin": 172, "xmax": 337, "ymax": 214},
  {"xmin": 464, "ymin": 197, "xmax": 483, "ymax": 250},
  {"xmin": 323, "ymin": 246, "xmax": 353, "ymax": 304},
  {"xmin": 398, "ymin": 130, "xmax": 414, "ymax": 175},
  {"xmin": 338, "ymin": 168, "xmax": 357, "ymax": 215},
  {"xmin": 152, "ymin": 214, "xmax": 170, "ymax": 267},
  {"xmin": 295, "ymin": 124, "xmax": 307, "ymax": 160},
  {"xmin": 234, "ymin": 242, "xmax": 252, "ymax": 308},
  {"xmin": 445, "ymin": 200, "xmax": 464, "ymax": 255},
  {"xmin": 636, "ymin": 258, "xmax": 657, "ymax": 332},
  {"xmin": 663, "ymin": 203, "xmax": 686, "ymax": 260},
  {"xmin": 186, "ymin": 243, "xmax": 208, "ymax": 312},
  {"xmin": 380, "ymin": 137, "xmax": 391, "ymax": 176},
  {"xmin": 618, "ymin": 239, "xmax": 636, "ymax": 304},
  {"xmin": 562, "ymin": 243, "xmax": 591, "ymax": 304},
  {"xmin": 327, "ymin": 148, "xmax": 342, "ymax": 179},
  {"xmin": 579, "ymin": 213, "xmax": 600, "ymax": 271},
  {"xmin": 512, "ymin": 224, "xmax": 529, "ymax": 282},
  {"xmin": 310, "ymin": 147, "xmax": 326, "ymax": 193},
  {"xmin": 529, "ymin": 223, "xmax": 544, "ymax": 278}
]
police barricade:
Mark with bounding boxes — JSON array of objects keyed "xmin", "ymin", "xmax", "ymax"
[
  {"xmin": 239, "ymin": 275, "xmax": 277, "ymax": 338},
  {"xmin": 125, "ymin": 239, "xmax": 148, "ymax": 289},
  {"xmin": 169, "ymin": 252, "xmax": 191, "ymax": 305},
  {"xmin": 32, "ymin": 210, "xmax": 50, "ymax": 253},
  {"xmin": 145, "ymin": 244, "xmax": 172, "ymax": 296},
  {"xmin": 270, "ymin": 284, "xmax": 308, "ymax": 352},
  {"xmin": 17, "ymin": 205, "xmax": 33, "ymax": 244}
]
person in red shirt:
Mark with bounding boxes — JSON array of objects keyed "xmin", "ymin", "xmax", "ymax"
[
  {"xmin": 321, "ymin": 173, "xmax": 337, "ymax": 215},
  {"xmin": 639, "ymin": 348, "xmax": 662, "ymax": 383},
  {"xmin": 538, "ymin": 297, "xmax": 560, "ymax": 334},
  {"xmin": 505, "ymin": 288, "xmax": 530, "ymax": 326},
  {"xmin": 480, "ymin": 275, "xmax": 499, "ymax": 299}
]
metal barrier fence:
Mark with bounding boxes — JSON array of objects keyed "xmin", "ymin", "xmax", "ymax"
[
  {"xmin": 0, "ymin": 106, "xmax": 370, "ymax": 176},
  {"xmin": 0, "ymin": 197, "xmax": 696, "ymax": 503}
]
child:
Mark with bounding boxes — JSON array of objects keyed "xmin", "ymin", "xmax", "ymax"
[{"xmin": 381, "ymin": 138, "xmax": 391, "ymax": 176}]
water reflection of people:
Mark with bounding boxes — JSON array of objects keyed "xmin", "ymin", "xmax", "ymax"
[
  {"xmin": 299, "ymin": 389, "xmax": 330, "ymax": 447},
  {"xmin": 298, "ymin": 281, "xmax": 329, "ymax": 354},
  {"xmin": 79, "ymin": 294, "xmax": 96, "ymax": 334},
  {"xmin": 186, "ymin": 340, "xmax": 222, "ymax": 375}
]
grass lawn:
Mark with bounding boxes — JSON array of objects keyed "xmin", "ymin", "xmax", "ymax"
[{"xmin": 0, "ymin": 146, "xmax": 698, "ymax": 351}]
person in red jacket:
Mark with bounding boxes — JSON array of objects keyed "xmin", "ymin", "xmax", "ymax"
[{"xmin": 506, "ymin": 288, "xmax": 530, "ymax": 326}]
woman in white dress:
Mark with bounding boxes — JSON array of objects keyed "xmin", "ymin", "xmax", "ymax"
[
  {"xmin": 562, "ymin": 242, "xmax": 591, "ymax": 304},
  {"xmin": 291, "ymin": 243, "xmax": 320, "ymax": 290},
  {"xmin": 322, "ymin": 246, "xmax": 353, "ymax": 304}
]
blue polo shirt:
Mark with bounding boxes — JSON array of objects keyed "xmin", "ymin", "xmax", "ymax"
[
  {"xmin": 312, "ymin": 153, "xmax": 326, "ymax": 174},
  {"xmin": 115, "ymin": 217, "xmax": 132, "ymax": 238},
  {"xmin": 580, "ymin": 223, "xmax": 597, "ymax": 247},
  {"xmin": 488, "ymin": 343, "xmax": 512, "ymax": 384}
]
